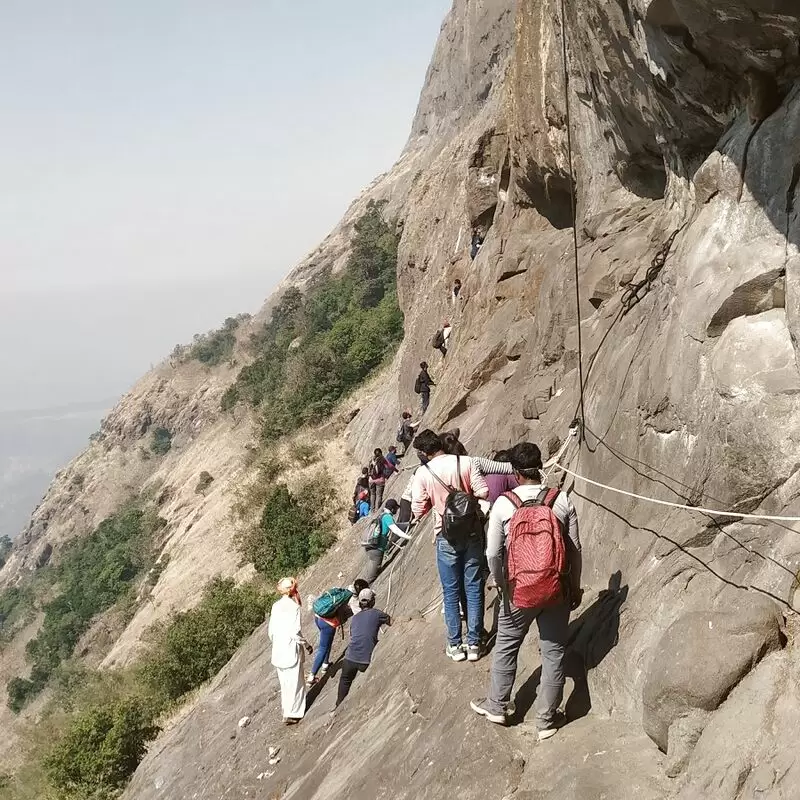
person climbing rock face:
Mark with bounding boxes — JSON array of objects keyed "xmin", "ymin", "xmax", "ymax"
[
  {"xmin": 414, "ymin": 362, "xmax": 434, "ymax": 414},
  {"xmin": 410, "ymin": 429, "xmax": 489, "ymax": 663},
  {"xmin": 362, "ymin": 498, "xmax": 400, "ymax": 583},
  {"xmin": 335, "ymin": 588, "xmax": 391, "ymax": 709},
  {"xmin": 369, "ymin": 448, "xmax": 396, "ymax": 510},
  {"xmin": 470, "ymin": 442, "xmax": 582, "ymax": 741},
  {"xmin": 451, "ymin": 278, "xmax": 462, "ymax": 306},
  {"xmin": 435, "ymin": 320, "xmax": 451, "ymax": 357},
  {"xmin": 470, "ymin": 227, "xmax": 484, "ymax": 259},
  {"xmin": 396, "ymin": 411, "xmax": 420, "ymax": 456},
  {"xmin": 268, "ymin": 577, "xmax": 313, "ymax": 725},
  {"xmin": 353, "ymin": 467, "xmax": 370, "ymax": 505}
]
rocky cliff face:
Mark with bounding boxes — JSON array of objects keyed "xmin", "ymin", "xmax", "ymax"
[{"xmin": 8, "ymin": 0, "xmax": 800, "ymax": 797}]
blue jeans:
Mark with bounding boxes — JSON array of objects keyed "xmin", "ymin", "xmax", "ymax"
[
  {"xmin": 436, "ymin": 536, "xmax": 484, "ymax": 646},
  {"xmin": 312, "ymin": 617, "xmax": 336, "ymax": 675}
]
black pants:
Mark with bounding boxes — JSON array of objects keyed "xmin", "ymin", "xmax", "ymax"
[
  {"xmin": 336, "ymin": 659, "xmax": 369, "ymax": 706},
  {"xmin": 397, "ymin": 498, "xmax": 412, "ymax": 525}
]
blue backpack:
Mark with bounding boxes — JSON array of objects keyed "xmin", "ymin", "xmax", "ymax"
[{"xmin": 313, "ymin": 587, "xmax": 353, "ymax": 619}]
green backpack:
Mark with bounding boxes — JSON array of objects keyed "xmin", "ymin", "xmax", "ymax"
[{"xmin": 313, "ymin": 588, "xmax": 353, "ymax": 618}]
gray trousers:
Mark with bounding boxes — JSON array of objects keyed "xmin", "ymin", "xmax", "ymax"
[
  {"xmin": 363, "ymin": 548, "xmax": 383, "ymax": 583},
  {"xmin": 486, "ymin": 599, "xmax": 570, "ymax": 729}
]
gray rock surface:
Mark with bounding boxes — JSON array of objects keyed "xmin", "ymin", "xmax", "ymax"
[
  {"xmin": 125, "ymin": 0, "xmax": 800, "ymax": 796},
  {"xmin": 6, "ymin": 0, "xmax": 800, "ymax": 797}
]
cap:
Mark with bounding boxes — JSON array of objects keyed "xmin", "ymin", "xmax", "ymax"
[
  {"xmin": 384, "ymin": 499, "xmax": 400, "ymax": 513},
  {"xmin": 358, "ymin": 588, "xmax": 375, "ymax": 603}
]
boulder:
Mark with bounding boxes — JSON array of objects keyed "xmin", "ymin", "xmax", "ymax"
[{"xmin": 642, "ymin": 601, "xmax": 783, "ymax": 753}]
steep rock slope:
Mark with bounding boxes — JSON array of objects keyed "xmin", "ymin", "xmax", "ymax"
[
  {"xmin": 7, "ymin": 0, "xmax": 800, "ymax": 797},
  {"xmin": 0, "ymin": 0, "xmax": 515, "ymax": 775},
  {"xmin": 126, "ymin": 0, "xmax": 800, "ymax": 798}
]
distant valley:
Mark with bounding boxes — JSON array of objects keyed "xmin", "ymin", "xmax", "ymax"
[{"xmin": 0, "ymin": 401, "xmax": 110, "ymax": 539}]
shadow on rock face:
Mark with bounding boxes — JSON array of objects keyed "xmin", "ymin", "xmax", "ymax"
[{"xmin": 511, "ymin": 571, "xmax": 629, "ymax": 725}]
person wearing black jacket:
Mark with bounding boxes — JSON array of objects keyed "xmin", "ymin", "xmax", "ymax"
[{"xmin": 415, "ymin": 361, "xmax": 434, "ymax": 414}]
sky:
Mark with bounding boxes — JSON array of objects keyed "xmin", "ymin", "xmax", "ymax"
[{"xmin": 0, "ymin": 0, "xmax": 451, "ymax": 412}]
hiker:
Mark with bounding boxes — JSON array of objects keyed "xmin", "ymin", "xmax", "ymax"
[
  {"xmin": 307, "ymin": 586, "xmax": 356, "ymax": 686},
  {"xmin": 369, "ymin": 449, "xmax": 391, "ymax": 510},
  {"xmin": 484, "ymin": 450, "xmax": 519, "ymax": 503},
  {"xmin": 398, "ymin": 479, "xmax": 413, "ymax": 525},
  {"xmin": 396, "ymin": 411, "xmax": 420, "ymax": 456},
  {"xmin": 410, "ymin": 429, "xmax": 490, "ymax": 662},
  {"xmin": 335, "ymin": 588, "xmax": 392, "ymax": 708},
  {"xmin": 355, "ymin": 490, "xmax": 371, "ymax": 520},
  {"xmin": 268, "ymin": 577, "xmax": 313, "ymax": 725},
  {"xmin": 442, "ymin": 320, "xmax": 452, "ymax": 355},
  {"xmin": 439, "ymin": 430, "xmax": 518, "ymax": 487},
  {"xmin": 414, "ymin": 362, "xmax": 434, "ymax": 414},
  {"xmin": 353, "ymin": 467, "xmax": 370, "ymax": 505},
  {"xmin": 347, "ymin": 578, "xmax": 370, "ymax": 616},
  {"xmin": 470, "ymin": 442, "xmax": 582, "ymax": 741},
  {"xmin": 385, "ymin": 446, "xmax": 400, "ymax": 471},
  {"xmin": 440, "ymin": 428, "xmax": 468, "ymax": 456},
  {"xmin": 470, "ymin": 227, "xmax": 484, "ymax": 259},
  {"xmin": 451, "ymin": 278, "xmax": 462, "ymax": 306},
  {"xmin": 432, "ymin": 327, "xmax": 446, "ymax": 358},
  {"xmin": 362, "ymin": 499, "xmax": 400, "ymax": 582}
]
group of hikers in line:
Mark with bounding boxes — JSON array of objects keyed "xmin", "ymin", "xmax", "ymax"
[
  {"xmin": 269, "ymin": 425, "xmax": 583, "ymax": 742},
  {"xmin": 268, "ymin": 576, "xmax": 392, "ymax": 722}
]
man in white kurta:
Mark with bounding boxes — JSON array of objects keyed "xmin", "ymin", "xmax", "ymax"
[{"xmin": 268, "ymin": 580, "xmax": 310, "ymax": 723}]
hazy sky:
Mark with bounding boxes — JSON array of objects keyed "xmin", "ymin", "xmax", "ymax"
[{"xmin": 0, "ymin": 0, "xmax": 450, "ymax": 412}]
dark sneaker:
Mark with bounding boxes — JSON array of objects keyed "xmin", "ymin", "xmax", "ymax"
[
  {"xmin": 446, "ymin": 643, "xmax": 467, "ymax": 662},
  {"xmin": 470, "ymin": 698, "xmax": 507, "ymax": 725},
  {"xmin": 466, "ymin": 645, "xmax": 481, "ymax": 662}
]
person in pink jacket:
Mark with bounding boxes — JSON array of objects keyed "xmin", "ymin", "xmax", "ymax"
[{"xmin": 410, "ymin": 429, "xmax": 490, "ymax": 663}]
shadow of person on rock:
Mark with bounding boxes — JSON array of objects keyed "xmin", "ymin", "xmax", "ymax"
[
  {"xmin": 510, "ymin": 571, "xmax": 628, "ymax": 726},
  {"xmin": 305, "ymin": 654, "xmax": 347, "ymax": 711}
]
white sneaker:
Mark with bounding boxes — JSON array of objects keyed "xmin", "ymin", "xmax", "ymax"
[
  {"xmin": 446, "ymin": 644, "xmax": 467, "ymax": 662},
  {"xmin": 470, "ymin": 699, "xmax": 507, "ymax": 725}
]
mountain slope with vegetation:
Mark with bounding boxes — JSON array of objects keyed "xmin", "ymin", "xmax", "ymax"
[{"xmin": 5, "ymin": 0, "xmax": 800, "ymax": 798}]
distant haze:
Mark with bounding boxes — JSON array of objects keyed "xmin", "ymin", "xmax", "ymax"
[
  {"xmin": 0, "ymin": 0, "xmax": 450, "ymax": 412},
  {"xmin": 0, "ymin": 0, "xmax": 450, "ymax": 536}
]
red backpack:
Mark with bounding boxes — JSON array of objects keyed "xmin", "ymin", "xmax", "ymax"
[{"xmin": 504, "ymin": 488, "xmax": 568, "ymax": 609}]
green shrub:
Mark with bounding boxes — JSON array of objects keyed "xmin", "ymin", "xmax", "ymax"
[
  {"xmin": 223, "ymin": 201, "xmax": 403, "ymax": 441},
  {"xmin": 150, "ymin": 428, "xmax": 172, "ymax": 456},
  {"xmin": 195, "ymin": 471, "xmax": 214, "ymax": 495},
  {"xmin": 139, "ymin": 578, "xmax": 271, "ymax": 702},
  {"xmin": 7, "ymin": 507, "xmax": 157, "ymax": 711},
  {"xmin": 235, "ymin": 473, "xmax": 336, "ymax": 579},
  {"xmin": 0, "ymin": 534, "xmax": 12, "ymax": 568},
  {"xmin": 0, "ymin": 585, "xmax": 34, "ymax": 645},
  {"xmin": 187, "ymin": 314, "xmax": 250, "ymax": 367},
  {"xmin": 44, "ymin": 697, "xmax": 160, "ymax": 799}
]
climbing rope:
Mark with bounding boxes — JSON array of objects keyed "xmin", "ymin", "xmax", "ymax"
[
  {"xmin": 620, "ymin": 229, "xmax": 681, "ymax": 315},
  {"xmin": 558, "ymin": 0, "xmax": 586, "ymax": 433},
  {"xmin": 553, "ymin": 460, "xmax": 800, "ymax": 523}
]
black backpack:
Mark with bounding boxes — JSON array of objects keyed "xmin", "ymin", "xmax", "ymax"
[
  {"xmin": 432, "ymin": 329, "xmax": 445, "ymax": 349},
  {"xmin": 414, "ymin": 375, "xmax": 422, "ymax": 394},
  {"xmin": 425, "ymin": 455, "xmax": 481, "ymax": 546}
]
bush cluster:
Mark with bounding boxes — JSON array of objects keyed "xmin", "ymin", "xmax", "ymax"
[
  {"xmin": 0, "ymin": 534, "xmax": 12, "ymax": 568},
  {"xmin": 235, "ymin": 472, "xmax": 337, "ymax": 579},
  {"xmin": 187, "ymin": 314, "xmax": 250, "ymax": 367},
  {"xmin": 43, "ymin": 697, "xmax": 161, "ymax": 800},
  {"xmin": 150, "ymin": 427, "xmax": 172, "ymax": 456},
  {"xmin": 222, "ymin": 201, "xmax": 403, "ymax": 441},
  {"xmin": 6, "ymin": 507, "xmax": 161, "ymax": 712},
  {"xmin": 139, "ymin": 578, "xmax": 272, "ymax": 702}
]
